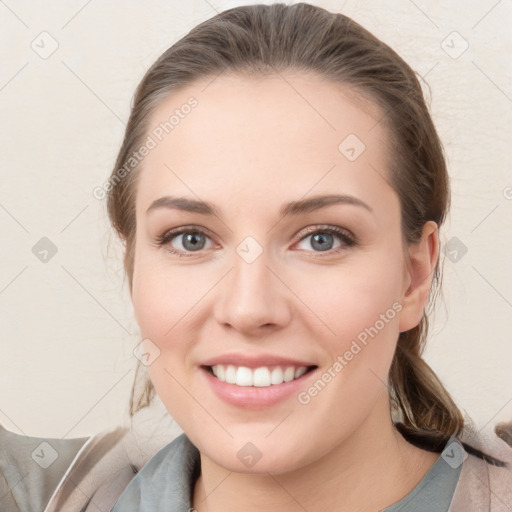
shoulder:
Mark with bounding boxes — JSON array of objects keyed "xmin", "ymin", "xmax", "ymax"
[
  {"xmin": 42, "ymin": 424, "xmax": 141, "ymax": 511},
  {"xmin": 44, "ymin": 406, "xmax": 184, "ymax": 511},
  {"xmin": 0, "ymin": 423, "xmax": 89, "ymax": 512},
  {"xmin": 450, "ymin": 452, "xmax": 512, "ymax": 511},
  {"xmin": 1, "ymin": 401, "xmax": 184, "ymax": 512},
  {"xmin": 449, "ymin": 426, "xmax": 512, "ymax": 511}
]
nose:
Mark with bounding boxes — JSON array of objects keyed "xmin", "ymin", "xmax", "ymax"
[{"xmin": 213, "ymin": 246, "xmax": 292, "ymax": 337}]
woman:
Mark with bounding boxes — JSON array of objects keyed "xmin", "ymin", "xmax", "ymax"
[
  {"xmin": 107, "ymin": 2, "xmax": 512, "ymax": 510},
  {"xmin": 2, "ymin": 3, "xmax": 511, "ymax": 511}
]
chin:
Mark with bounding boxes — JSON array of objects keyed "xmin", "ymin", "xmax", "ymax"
[{"xmin": 193, "ymin": 432, "xmax": 316, "ymax": 475}]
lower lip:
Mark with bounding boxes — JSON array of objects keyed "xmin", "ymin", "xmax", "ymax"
[{"xmin": 200, "ymin": 366, "xmax": 317, "ymax": 409}]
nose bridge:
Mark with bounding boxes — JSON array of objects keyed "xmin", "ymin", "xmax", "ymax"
[{"xmin": 213, "ymin": 235, "xmax": 290, "ymax": 333}]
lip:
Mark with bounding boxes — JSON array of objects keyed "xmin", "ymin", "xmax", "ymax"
[
  {"xmin": 200, "ymin": 353, "xmax": 315, "ymax": 369},
  {"xmin": 200, "ymin": 364, "xmax": 318, "ymax": 409}
]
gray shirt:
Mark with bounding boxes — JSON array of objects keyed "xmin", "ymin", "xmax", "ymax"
[{"xmin": 112, "ymin": 433, "xmax": 463, "ymax": 511}]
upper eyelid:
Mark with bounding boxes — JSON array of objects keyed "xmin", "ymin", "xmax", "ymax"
[
  {"xmin": 158, "ymin": 225, "xmax": 216, "ymax": 243},
  {"xmin": 298, "ymin": 224, "xmax": 354, "ymax": 238}
]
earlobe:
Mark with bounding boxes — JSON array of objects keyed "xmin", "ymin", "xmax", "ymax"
[{"xmin": 398, "ymin": 221, "xmax": 439, "ymax": 333}]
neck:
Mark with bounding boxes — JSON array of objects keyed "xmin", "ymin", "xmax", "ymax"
[{"xmin": 192, "ymin": 398, "xmax": 440, "ymax": 512}]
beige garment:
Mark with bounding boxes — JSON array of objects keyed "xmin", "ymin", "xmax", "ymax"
[
  {"xmin": 43, "ymin": 402, "xmax": 183, "ymax": 512},
  {"xmin": 0, "ymin": 400, "xmax": 182, "ymax": 512},
  {"xmin": 0, "ymin": 424, "xmax": 88, "ymax": 512},
  {"xmin": 449, "ymin": 423, "xmax": 512, "ymax": 511}
]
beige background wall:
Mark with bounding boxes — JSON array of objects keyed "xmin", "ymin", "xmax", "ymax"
[{"xmin": 1, "ymin": 0, "xmax": 511, "ymax": 440}]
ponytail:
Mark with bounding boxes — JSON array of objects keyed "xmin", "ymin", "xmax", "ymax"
[{"xmin": 389, "ymin": 321, "xmax": 464, "ymax": 452}]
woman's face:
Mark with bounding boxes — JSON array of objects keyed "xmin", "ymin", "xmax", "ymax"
[{"xmin": 130, "ymin": 73, "xmax": 428, "ymax": 473}]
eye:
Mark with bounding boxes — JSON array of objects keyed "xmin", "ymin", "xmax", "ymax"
[
  {"xmin": 154, "ymin": 224, "xmax": 356, "ymax": 258},
  {"xmin": 154, "ymin": 226, "xmax": 214, "ymax": 257},
  {"xmin": 294, "ymin": 225, "xmax": 356, "ymax": 255}
]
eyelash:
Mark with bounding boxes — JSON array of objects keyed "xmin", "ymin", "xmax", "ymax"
[{"xmin": 154, "ymin": 224, "xmax": 356, "ymax": 258}]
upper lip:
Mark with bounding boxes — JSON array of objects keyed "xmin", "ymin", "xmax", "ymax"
[{"xmin": 200, "ymin": 353, "xmax": 316, "ymax": 369}]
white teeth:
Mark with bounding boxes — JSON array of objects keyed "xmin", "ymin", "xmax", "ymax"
[
  {"xmin": 216, "ymin": 364, "xmax": 225, "ymax": 381},
  {"xmin": 294, "ymin": 366, "xmax": 307, "ymax": 379},
  {"xmin": 270, "ymin": 367, "xmax": 284, "ymax": 385},
  {"xmin": 283, "ymin": 367, "xmax": 295, "ymax": 382},
  {"xmin": 225, "ymin": 365, "xmax": 237, "ymax": 384},
  {"xmin": 253, "ymin": 367, "xmax": 271, "ymax": 387},
  {"xmin": 235, "ymin": 366, "xmax": 253, "ymax": 386},
  {"xmin": 210, "ymin": 364, "xmax": 310, "ymax": 387}
]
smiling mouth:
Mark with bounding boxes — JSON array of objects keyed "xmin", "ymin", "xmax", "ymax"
[{"xmin": 203, "ymin": 364, "xmax": 317, "ymax": 387}]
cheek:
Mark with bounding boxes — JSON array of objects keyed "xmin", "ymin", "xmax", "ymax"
[
  {"xmin": 295, "ymin": 257, "xmax": 404, "ymax": 390},
  {"xmin": 299, "ymin": 258, "xmax": 403, "ymax": 338},
  {"xmin": 131, "ymin": 252, "xmax": 222, "ymax": 405},
  {"xmin": 131, "ymin": 259, "xmax": 189, "ymax": 379},
  {"xmin": 131, "ymin": 263, "xmax": 200, "ymax": 424},
  {"xmin": 291, "ymin": 266, "xmax": 402, "ymax": 418},
  {"xmin": 132, "ymin": 252, "xmax": 204, "ymax": 341}
]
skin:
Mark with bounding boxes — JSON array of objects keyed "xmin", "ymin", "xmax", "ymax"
[{"xmin": 130, "ymin": 72, "xmax": 440, "ymax": 512}]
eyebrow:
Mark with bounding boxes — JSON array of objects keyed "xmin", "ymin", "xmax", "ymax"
[{"xmin": 146, "ymin": 193, "xmax": 373, "ymax": 218}]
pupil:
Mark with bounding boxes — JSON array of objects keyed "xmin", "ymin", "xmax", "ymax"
[
  {"xmin": 312, "ymin": 233, "xmax": 332, "ymax": 251},
  {"xmin": 183, "ymin": 232, "xmax": 205, "ymax": 251}
]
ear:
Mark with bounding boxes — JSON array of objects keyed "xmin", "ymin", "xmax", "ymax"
[{"xmin": 398, "ymin": 221, "xmax": 439, "ymax": 333}]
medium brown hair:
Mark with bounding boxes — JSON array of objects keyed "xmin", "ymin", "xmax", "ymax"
[{"xmin": 107, "ymin": 2, "xmax": 471, "ymax": 453}]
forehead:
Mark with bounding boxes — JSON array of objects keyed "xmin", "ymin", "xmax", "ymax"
[{"xmin": 136, "ymin": 72, "xmax": 392, "ymax": 212}]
